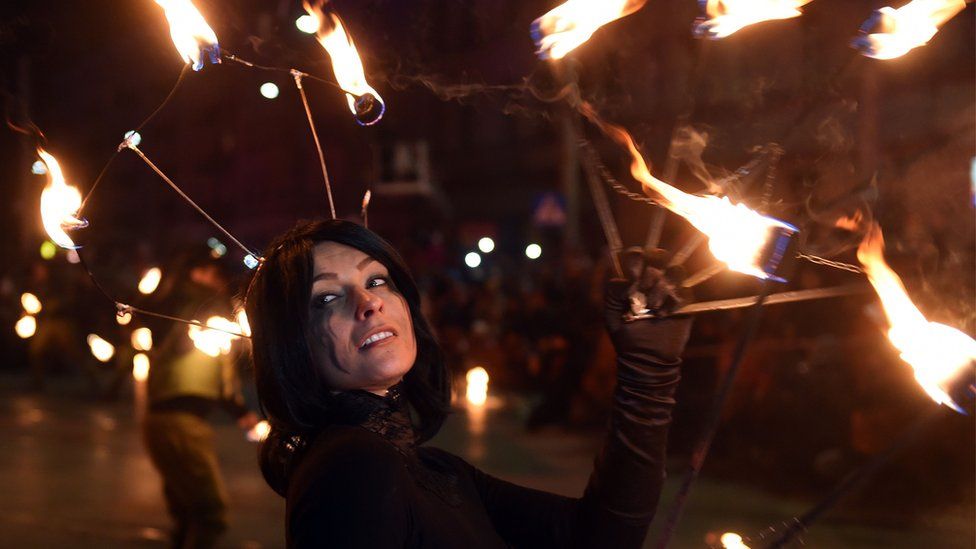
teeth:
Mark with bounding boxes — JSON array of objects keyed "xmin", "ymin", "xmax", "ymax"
[{"xmin": 361, "ymin": 331, "xmax": 394, "ymax": 348}]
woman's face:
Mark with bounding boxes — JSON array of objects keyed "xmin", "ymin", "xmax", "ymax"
[{"xmin": 308, "ymin": 241, "xmax": 417, "ymax": 394}]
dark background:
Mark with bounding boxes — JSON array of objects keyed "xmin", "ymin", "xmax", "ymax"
[{"xmin": 1, "ymin": 0, "xmax": 973, "ymax": 533}]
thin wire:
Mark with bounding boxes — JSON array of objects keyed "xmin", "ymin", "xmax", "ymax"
[
  {"xmin": 221, "ymin": 51, "xmax": 362, "ymax": 98},
  {"xmin": 78, "ymin": 63, "xmax": 192, "ymax": 216},
  {"xmin": 76, "ymin": 247, "xmax": 248, "ymax": 339},
  {"xmin": 292, "ymin": 70, "xmax": 337, "ymax": 220},
  {"xmin": 124, "ymin": 143, "xmax": 259, "ymax": 258}
]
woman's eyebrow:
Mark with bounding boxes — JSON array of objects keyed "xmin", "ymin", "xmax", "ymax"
[
  {"xmin": 356, "ymin": 257, "xmax": 376, "ymax": 271},
  {"xmin": 312, "ymin": 272, "xmax": 338, "ymax": 282}
]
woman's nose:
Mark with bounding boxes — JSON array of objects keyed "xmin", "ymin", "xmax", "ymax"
[{"xmin": 353, "ymin": 287, "xmax": 383, "ymax": 320}]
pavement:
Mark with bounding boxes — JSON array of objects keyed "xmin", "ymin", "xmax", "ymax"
[{"xmin": 0, "ymin": 373, "xmax": 972, "ymax": 548}]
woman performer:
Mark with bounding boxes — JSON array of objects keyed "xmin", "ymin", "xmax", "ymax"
[{"xmin": 245, "ymin": 219, "xmax": 691, "ymax": 548}]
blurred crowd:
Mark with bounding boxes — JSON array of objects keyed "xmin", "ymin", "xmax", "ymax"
[{"xmin": 1, "ymin": 229, "xmax": 972, "ymax": 518}]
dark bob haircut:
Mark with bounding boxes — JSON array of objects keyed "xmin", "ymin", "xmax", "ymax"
[{"xmin": 245, "ymin": 219, "xmax": 450, "ymax": 495}]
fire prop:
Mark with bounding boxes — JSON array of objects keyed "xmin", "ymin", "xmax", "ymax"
[
  {"xmin": 851, "ymin": 0, "xmax": 967, "ymax": 60},
  {"xmin": 187, "ymin": 316, "xmax": 246, "ymax": 357},
  {"xmin": 531, "ymin": 0, "xmax": 647, "ymax": 60},
  {"xmin": 857, "ymin": 223, "xmax": 975, "ymax": 413},
  {"xmin": 36, "ymin": 149, "xmax": 88, "ymax": 250},
  {"xmin": 302, "ymin": 1, "xmax": 386, "ymax": 126},
  {"xmin": 153, "ymin": 0, "xmax": 220, "ymax": 71},
  {"xmin": 580, "ymin": 106, "xmax": 797, "ymax": 281},
  {"xmin": 694, "ymin": 0, "xmax": 813, "ymax": 40}
]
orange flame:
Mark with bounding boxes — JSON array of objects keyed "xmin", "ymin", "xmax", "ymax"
[
  {"xmin": 857, "ymin": 223, "xmax": 975, "ymax": 412},
  {"xmin": 531, "ymin": 0, "xmax": 647, "ymax": 60},
  {"xmin": 695, "ymin": 0, "xmax": 813, "ymax": 39},
  {"xmin": 581, "ymin": 105, "xmax": 795, "ymax": 279},
  {"xmin": 154, "ymin": 0, "xmax": 220, "ymax": 70},
  {"xmin": 303, "ymin": 1, "xmax": 385, "ymax": 121},
  {"xmin": 851, "ymin": 0, "xmax": 966, "ymax": 60},
  {"xmin": 36, "ymin": 148, "xmax": 86, "ymax": 249},
  {"xmin": 187, "ymin": 315, "xmax": 244, "ymax": 357}
]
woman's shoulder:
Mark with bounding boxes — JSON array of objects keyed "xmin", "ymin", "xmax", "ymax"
[{"xmin": 287, "ymin": 425, "xmax": 409, "ymax": 502}]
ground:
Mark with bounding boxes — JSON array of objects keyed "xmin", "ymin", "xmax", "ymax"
[{"xmin": 0, "ymin": 375, "xmax": 971, "ymax": 548}]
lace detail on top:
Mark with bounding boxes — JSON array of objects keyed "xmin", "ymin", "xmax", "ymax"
[{"xmin": 330, "ymin": 385, "xmax": 461, "ymax": 506}]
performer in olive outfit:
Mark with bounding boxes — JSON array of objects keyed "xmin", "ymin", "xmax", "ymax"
[
  {"xmin": 142, "ymin": 254, "xmax": 258, "ymax": 549},
  {"xmin": 246, "ymin": 220, "xmax": 691, "ymax": 548}
]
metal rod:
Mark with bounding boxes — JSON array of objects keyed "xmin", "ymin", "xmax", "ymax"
[
  {"xmin": 124, "ymin": 143, "xmax": 258, "ymax": 258},
  {"xmin": 552, "ymin": 61, "xmax": 623, "ymax": 276},
  {"xmin": 765, "ymin": 406, "xmax": 946, "ymax": 548},
  {"xmin": 672, "ymin": 284, "xmax": 868, "ymax": 315},
  {"xmin": 644, "ymin": 37, "xmax": 712, "ymax": 249},
  {"xmin": 79, "ymin": 64, "xmax": 192, "ymax": 216},
  {"xmin": 681, "ymin": 263, "xmax": 726, "ymax": 288},
  {"xmin": 656, "ymin": 282, "xmax": 773, "ymax": 547},
  {"xmin": 292, "ymin": 70, "xmax": 337, "ymax": 220},
  {"xmin": 669, "ymin": 233, "xmax": 706, "ymax": 266}
]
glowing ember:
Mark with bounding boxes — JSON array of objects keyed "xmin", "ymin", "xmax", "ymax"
[
  {"xmin": 302, "ymin": 1, "xmax": 385, "ymax": 125},
  {"xmin": 465, "ymin": 367, "xmax": 490, "ymax": 406},
  {"xmin": 857, "ymin": 223, "xmax": 975, "ymax": 412},
  {"xmin": 582, "ymin": 106, "xmax": 796, "ymax": 280},
  {"xmin": 531, "ymin": 0, "xmax": 646, "ymax": 60},
  {"xmin": 720, "ymin": 532, "xmax": 752, "ymax": 549},
  {"xmin": 138, "ymin": 267, "xmax": 163, "ymax": 295},
  {"xmin": 131, "ymin": 327, "xmax": 153, "ymax": 352},
  {"xmin": 21, "ymin": 293, "xmax": 42, "ymax": 315},
  {"xmin": 246, "ymin": 420, "xmax": 272, "ymax": 442},
  {"xmin": 235, "ymin": 309, "xmax": 251, "ymax": 338},
  {"xmin": 15, "ymin": 315, "xmax": 36, "ymax": 339},
  {"xmin": 694, "ymin": 0, "xmax": 812, "ymax": 40},
  {"xmin": 153, "ymin": 0, "xmax": 221, "ymax": 71},
  {"xmin": 87, "ymin": 334, "xmax": 116, "ymax": 363},
  {"xmin": 187, "ymin": 316, "xmax": 243, "ymax": 357},
  {"xmin": 851, "ymin": 0, "xmax": 966, "ymax": 60},
  {"xmin": 133, "ymin": 353, "xmax": 151, "ymax": 382},
  {"xmin": 37, "ymin": 148, "xmax": 87, "ymax": 249}
]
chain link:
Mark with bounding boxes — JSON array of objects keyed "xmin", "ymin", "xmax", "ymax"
[{"xmin": 796, "ymin": 253, "xmax": 864, "ymax": 274}]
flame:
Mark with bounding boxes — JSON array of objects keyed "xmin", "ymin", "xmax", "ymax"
[
  {"xmin": 302, "ymin": 1, "xmax": 385, "ymax": 121},
  {"xmin": 851, "ymin": 0, "xmax": 966, "ymax": 60},
  {"xmin": 37, "ymin": 149, "xmax": 86, "ymax": 249},
  {"xmin": 582, "ymin": 105, "xmax": 795, "ymax": 279},
  {"xmin": 187, "ymin": 315, "xmax": 243, "ymax": 357},
  {"xmin": 247, "ymin": 420, "xmax": 272, "ymax": 442},
  {"xmin": 87, "ymin": 334, "xmax": 116, "ymax": 363},
  {"xmin": 21, "ymin": 293, "xmax": 42, "ymax": 315},
  {"xmin": 138, "ymin": 267, "xmax": 163, "ymax": 295},
  {"xmin": 720, "ymin": 533, "xmax": 752, "ymax": 549},
  {"xmin": 465, "ymin": 367, "xmax": 490, "ymax": 407},
  {"xmin": 531, "ymin": 0, "xmax": 647, "ymax": 60},
  {"xmin": 131, "ymin": 327, "xmax": 153, "ymax": 351},
  {"xmin": 694, "ymin": 0, "xmax": 812, "ymax": 39},
  {"xmin": 235, "ymin": 309, "xmax": 251, "ymax": 338},
  {"xmin": 133, "ymin": 353, "xmax": 151, "ymax": 382},
  {"xmin": 857, "ymin": 223, "xmax": 975, "ymax": 412},
  {"xmin": 15, "ymin": 315, "xmax": 37, "ymax": 339},
  {"xmin": 154, "ymin": 0, "xmax": 221, "ymax": 70}
]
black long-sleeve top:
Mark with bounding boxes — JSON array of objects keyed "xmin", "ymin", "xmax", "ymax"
[{"xmin": 285, "ymin": 332, "xmax": 684, "ymax": 549}]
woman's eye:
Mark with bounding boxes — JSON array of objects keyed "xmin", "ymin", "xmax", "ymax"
[
  {"xmin": 314, "ymin": 294, "xmax": 339, "ymax": 307},
  {"xmin": 368, "ymin": 276, "xmax": 388, "ymax": 288}
]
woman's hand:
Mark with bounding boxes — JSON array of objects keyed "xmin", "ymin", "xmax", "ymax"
[{"xmin": 604, "ymin": 247, "xmax": 693, "ymax": 366}]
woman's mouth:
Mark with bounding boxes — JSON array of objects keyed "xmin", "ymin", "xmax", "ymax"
[{"xmin": 360, "ymin": 330, "xmax": 396, "ymax": 350}]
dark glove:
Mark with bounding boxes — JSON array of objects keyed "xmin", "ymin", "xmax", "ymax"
[{"xmin": 605, "ymin": 248, "xmax": 693, "ymax": 366}]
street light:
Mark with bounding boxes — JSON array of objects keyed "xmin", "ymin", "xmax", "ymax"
[
  {"xmin": 464, "ymin": 252, "xmax": 482, "ymax": 268},
  {"xmin": 477, "ymin": 237, "xmax": 495, "ymax": 253}
]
